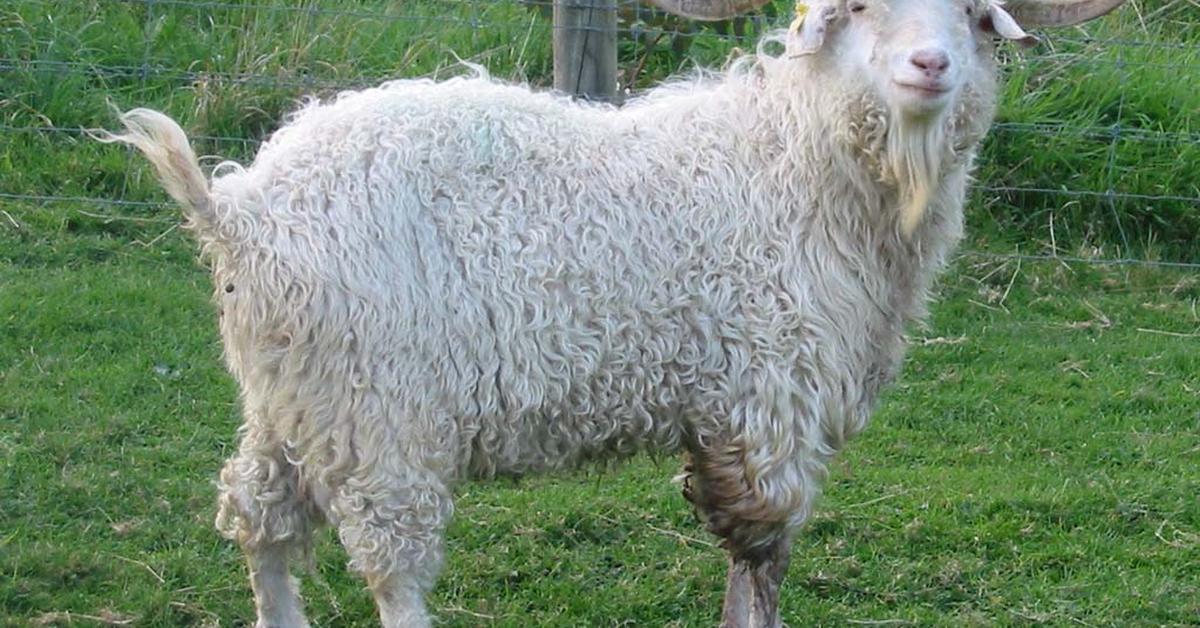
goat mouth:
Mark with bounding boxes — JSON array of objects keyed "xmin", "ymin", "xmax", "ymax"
[{"xmin": 894, "ymin": 81, "xmax": 951, "ymax": 98}]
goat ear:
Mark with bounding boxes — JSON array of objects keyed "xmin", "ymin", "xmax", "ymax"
[
  {"xmin": 789, "ymin": 3, "xmax": 838, "ymax": 56},
  {"xmin": 984, "ymin": 2, "xmax": 1039, "ymax": 47}
]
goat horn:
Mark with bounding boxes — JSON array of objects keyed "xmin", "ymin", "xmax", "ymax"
[
  {"xmin": 1004, "ymin": 0, "xmax": 1128, "ymax": 27},
  {"xmin": 641, "ymin": 0, "xmax": 772, "ymax": 21}
]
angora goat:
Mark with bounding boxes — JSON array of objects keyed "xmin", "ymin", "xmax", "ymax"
[{"xmin": 99, "ymin": 0, "xmax": 1128, "ymax": 625}]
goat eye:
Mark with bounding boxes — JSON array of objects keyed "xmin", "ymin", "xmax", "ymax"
[
  {"xmin": 849, "ymin": 2, "xmax": 866, "ymax": 13},
  {"xmin": 965, "ymin": 5, "xmax": 974, "ymax": 17}
]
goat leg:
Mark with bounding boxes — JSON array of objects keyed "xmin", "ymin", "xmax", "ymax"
[
  {"xmin": 720, "ymin": 554, "xmax": 754, "ymax": 628},
  {"xmin": 719, "ymin": 536, "xmax": 791, "ymax": 628}
]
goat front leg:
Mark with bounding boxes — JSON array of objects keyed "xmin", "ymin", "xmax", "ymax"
[
  {"xmin": 679, "ymin": 444, "xmax": 802, "ymax": 628},
  {"xmin": 721, "ymin": 535, "xmax": 791, "ymax": 628}
]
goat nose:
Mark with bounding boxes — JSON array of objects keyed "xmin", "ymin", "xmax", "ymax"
[{"xmin": 909, "ymin": 49, "xmax": 951, "ymax": 77}]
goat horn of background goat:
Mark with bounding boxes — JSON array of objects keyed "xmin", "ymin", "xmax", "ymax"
[
  {"xmin": 641, "ymin": 0, "xmax": 773, "ymax": 21},
  {"xmin": 647, "ymin": 0, "xmax": 1126, "ymax": 27},
  {"xmin": 1006, "ymin": 0, "xmax": 1128, "ymax": 27}
]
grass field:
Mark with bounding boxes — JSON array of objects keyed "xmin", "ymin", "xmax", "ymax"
[
  {"xmin": 2, "ymin": 0, "xmax": 1199, "ymax": 626},
  {"xmin": 3, "ymin": 215, "xmax": 1199, "ymax": 625}
]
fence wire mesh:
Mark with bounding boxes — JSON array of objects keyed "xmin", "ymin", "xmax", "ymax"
[{"xmin": 1, "ymin": 0, "xmax": 1198, "ymax": 267}]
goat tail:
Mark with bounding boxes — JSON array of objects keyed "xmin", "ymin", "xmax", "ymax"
[{"xmin": 93, "ymin": 109, "xmax": 217, "ymax": 235}]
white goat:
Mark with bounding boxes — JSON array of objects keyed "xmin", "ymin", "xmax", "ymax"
[{"xmin": 99, "ymin": 0, "xmax": 1127, "ymax": 625}]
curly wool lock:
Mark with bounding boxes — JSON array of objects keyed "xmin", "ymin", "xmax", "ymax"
[{"xmin": 96, "ymin": 0, "xmax": 1120, "ymax": 622}]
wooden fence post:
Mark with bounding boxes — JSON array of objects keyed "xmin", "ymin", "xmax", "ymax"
[{"xmin": 553, "ymin": 0, "xmax": 618, "ymax": 102}]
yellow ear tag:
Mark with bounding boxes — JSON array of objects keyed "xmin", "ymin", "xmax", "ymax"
[{"xmin": 789, "ymin": 2, "xmax": 809, "ymax": 34}]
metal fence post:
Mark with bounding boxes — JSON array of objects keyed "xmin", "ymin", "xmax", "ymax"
[{"xmin": 553, "ymin": 0, "xmax": 618, "ymax": 102}]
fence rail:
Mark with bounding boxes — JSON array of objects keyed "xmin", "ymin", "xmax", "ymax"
[{"xmin": 2, "ymin": 0, "xmax": 1197, "ymax": 266}]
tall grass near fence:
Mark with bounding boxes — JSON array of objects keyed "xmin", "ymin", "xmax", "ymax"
[
  {"xmin": 1, "ymin": 0, "xmax": 1197, "ymax": 261},
  {"xmin": 1, "ymin": 0, "xmax": 553, "ymax": 208},
  {"xmin": 975, "ymin": 5, "xmax": 1200, "ymax": 259}
]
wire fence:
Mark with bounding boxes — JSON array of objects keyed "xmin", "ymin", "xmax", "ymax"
[{"xmin": 1, "ymin": 0, "xmax": 1198, "ymax": 268}]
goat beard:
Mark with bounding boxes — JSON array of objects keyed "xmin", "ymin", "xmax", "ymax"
[
  {"xmin": 841, "ymin": 93, "xmax": 974, "ymax": 238},
  {"xmin": 888, "ymin": 115, "xmax": 946, "ymax": 237},
  {"xmin": 889, "ymin": 82, "xmax": 995, "ymax": 236}
]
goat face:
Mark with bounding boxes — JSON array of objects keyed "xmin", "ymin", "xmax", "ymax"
[
  {"xmin": 791, "ymin": 0, "xmax": 1034, "ymax": 120},
  {"xmin": 781, "ymin": 0, "xmax": 1126, "ymax": 234}
]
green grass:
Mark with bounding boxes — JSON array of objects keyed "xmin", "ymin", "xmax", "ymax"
[
  {"xmin": 3, "ymin": 206, "xmax": 1199, "ymax": 626},
  {"xmin": 2, "ymin": 0, "xmax": 1199, "ymax": 625}
]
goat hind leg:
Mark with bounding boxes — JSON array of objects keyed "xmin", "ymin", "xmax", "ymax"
[
  {"xmin": 246, "ymin": 541, "xmax": 312, "ymax": 628},
  {"xmin": 333, "ymin": 474, "xmax": 452, "ymax": 628},
  {"xmin": 216, "ymin": 451, "xmax": 315, "ymax": 628}
]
